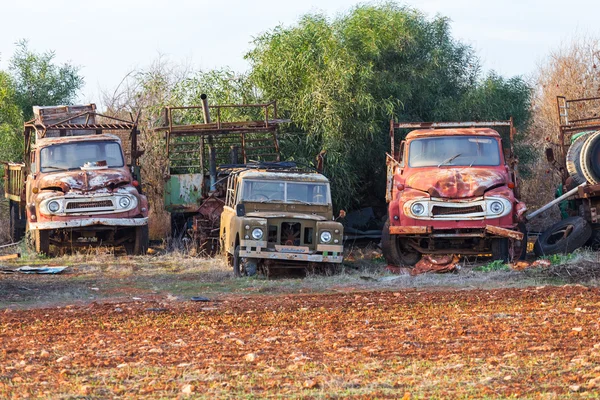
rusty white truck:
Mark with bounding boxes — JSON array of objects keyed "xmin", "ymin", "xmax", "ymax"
[
  {"xmin": 383, "ymin": 120, "xmax": 528, "ymax": 266},
  {"xmin": 3, "ymin": 104, "xmax": 149, "ymax": 255}
]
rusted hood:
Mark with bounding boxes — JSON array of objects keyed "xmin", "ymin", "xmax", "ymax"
[
  {"xmin": 405, "ymin": 168, "xmax": 506, "ymax": 198},
  {"xmin": 38, "ymin": 169, "xmax": 130, "ymax": 192}
]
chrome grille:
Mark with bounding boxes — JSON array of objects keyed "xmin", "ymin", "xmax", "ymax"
[
  {"xmin": 66, "ymin": 200, "xmax": 113, "ymax": 210},
  {"xmin": 431, "ymin": 205, "xmax": 483, "ymax": 216}
]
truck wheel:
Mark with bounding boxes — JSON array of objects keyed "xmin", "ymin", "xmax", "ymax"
[
  {"xmin": 9, "ymin": 202, "xmax": 25, "ymax": 242},
  {"xmin": 35, "ymin": 230, "xmax": 50, "ymax": 256},
  {"xmin": 508, "ymin": 222, "xmax": 528, "ymax": 261},
  {"xmin": 126, "ymin": 226, "xmax": 149, "ymax": 255},
  {"xmin": 381, "ymin": 219, "xmax": 401, "ymax": 265},
  {"xmin": 534, "ymin": 216, "xmax": 592, "ymax": 257},
  {"xmin": 491, "ymin": 238, "xmax": 509, "ymax": 262},
  {"xmin": 233, "ymin": 245, "xmax": 242, "ymax": 277}
]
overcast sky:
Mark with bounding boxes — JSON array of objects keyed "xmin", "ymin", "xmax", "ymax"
[{"xmin": 1, "ymin": 0, "xmax": 599, "ymax": 105}]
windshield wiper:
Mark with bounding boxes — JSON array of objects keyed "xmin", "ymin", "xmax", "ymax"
[
  {"xmin": 287, "ymin": 199, "xmax": 312, "ymax": 205},
  {"xmin": 438, "ymin": 153, "xmax": 462, "ymax": 167}
]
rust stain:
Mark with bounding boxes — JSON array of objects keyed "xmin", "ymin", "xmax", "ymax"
[
  {"xmin": 405, "ymin": 168, "xmax": 506, "ymax": 198},
  {"xmin": 411, "ymin": 254, "xmax": 459, "ymax": 275},
  {"xmin": 406, "ymin": 128, "xmax": 501, "ymax": 140},
  {"xmin": 389, "ymin": 226, "xmax": 431, "ymax": 235},
  {"xmin": 485, "ymin": 225, "xmax": 524, "ymax": 240}
]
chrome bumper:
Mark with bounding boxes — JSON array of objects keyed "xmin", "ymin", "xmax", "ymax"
[{"xmin": 30, "ymin": 217, "xmax": 148, "ymax": 230}]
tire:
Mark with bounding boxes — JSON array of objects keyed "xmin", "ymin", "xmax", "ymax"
[
  {"xmin": 125, "ymin": 225, "xmax": 149, "ymax": 255},
  {"xmin": 566, "ymin": 133, "xmax": 590, "ymax": 186},
  {"xmin": 35, "ymin": 229, "xmax": 50, "ymax": 256},
  {"xmin": 381, "ymin": 219, "xmax": 401, "ymax": 265},
  {"xmin": 508, "ymin": 222, "xmax": 528, "ymax": 262},
  {"xmin": 9, "ymin": 202, "xmax": 25, "ymax": 242},
  {"xmin": 381, "ymin": 219, "xmax": 420, "ymax": 266},
  {"xmin": 233, "ymin": 245, "xmax": 242, "ymax": 277},
  {"xmin": 534, "ymin": 216, "xmax": 592, "ymax": 257},
  {"xmin": 491, "ymin": 238, "xmax": 509, "ymax": 262},
  {"xmin": 580, "ymin": 130, "xmax": 600, "ymax": 185}
]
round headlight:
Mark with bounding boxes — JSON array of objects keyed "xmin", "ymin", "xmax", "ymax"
[
  {"xmin": 119, "ymin": 197, "xmax": 131, "ymax": 208},
  {"xmin": 489, "ymin": 201, "xmax": 504, "ymax": 214},
  {"xmin": 411, "ymin": 202, "xmax": 426, "ymax": 216},
  {"xmin": 245, "ymin": 225, "xmax": 250, "ymax": 230},
  {"xmin": 48, "ymin": 201, "xmax": 60, "ymax": 213},
  {"xmin": 320, "ymin": 231, "xmax": 332, "ymax": 243},
  {"xmin": 251, "ymin": 228, "xmax": 263, "ymax": 240}
]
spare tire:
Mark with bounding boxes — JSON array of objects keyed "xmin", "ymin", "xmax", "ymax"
[
  {"xmin": 566, "ymin": 132, "xmax": 592, "ymax": 186},
  {"xmin": 533, "ymin": 216, "xmax": 592, "ymax": 256},
  {"xmin": 580, "ymin": 130, "xmax": 600, "ymax": 184}
]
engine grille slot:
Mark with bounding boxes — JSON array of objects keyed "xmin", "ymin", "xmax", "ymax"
[
  {"xmin": 431, "ymin": 205, "xmax": 483, "ymax": 216},
  {"xmin": 280, "ymin": 222, "xmax": 301, "ymax": 246},
  {"xmin": 66, "ymin": 200, "xmax": 113, "ymax": 210}
]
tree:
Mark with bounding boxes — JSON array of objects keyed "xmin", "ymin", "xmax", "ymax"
[
  {"xmin": 0, "ymin": 71, "xmax": 23, "ymax": 162},
  {"xmin": 246, "ymin": 3, "xmax": 532, "ymax": 210},
  {"xmin": 10, "ymin": 39, "xmax": 84, "ymax": 120}
]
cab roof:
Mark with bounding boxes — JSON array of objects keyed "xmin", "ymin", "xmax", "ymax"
[
  {"xmin": 406, "ymin": 128, "xmax": 501, "ymax": 140},
  {"xmin": 237, "ymin": 170, "xmax": 330, "ymax": 183},
  {"xmin": 33, "ymin": 134, "xmax": 122, "ymax": 150}
]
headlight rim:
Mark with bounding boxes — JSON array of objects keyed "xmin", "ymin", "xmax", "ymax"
[
  {"xmin": 251, "ymin": 227, "xmax": 264, "ymax": 240},
  {"xmin": 320, "ymin": 230, "xmax": 332, "ymax": 243},
  {"xmin": 47, "ymin": 200, "xmax": 61, "ymax": 213},
  {"xmin": 489, "ymin": 200, "xmax": 504, "ymax": 215},
  {"xmin": 411, "ymin": 202, "xmax": 426, "ymax": 216},
  {"xmin": 118, "ymin": 196, "xmax": 132, "ymax": 209}
]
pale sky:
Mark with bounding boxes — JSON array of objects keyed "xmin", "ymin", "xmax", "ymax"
[{"xmin": 1, "ymin": 0, "xmax": 599, "ymax": 106}]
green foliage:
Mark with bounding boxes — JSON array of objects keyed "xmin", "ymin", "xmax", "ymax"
[
  {"xmin": 0, "ymin": 40, "xmax": 84, "ymax": 162},
  {"xmin": 543, "ymin": 253, "xmax": 576, "ymax": 265},
  {"xmin": 474, "ymin": 260, "xmax": 510, "ymax": 272},
  {"xmin": 246, "ymin": 3, "xmax": 532, "ymax": 209},
  {"xmin": 0, "ymin": 71, "xmax": 22, "ymax": 162},
  {"xmin": 9, "ymin": 39, "xmax": 84, "ymax": 120}
]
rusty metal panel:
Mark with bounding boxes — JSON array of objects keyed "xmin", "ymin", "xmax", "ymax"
[
  {"xmin": 485, "ymin": 225, "xmax": 523, "ymax": 240},
  {"xmin": 389, "ymin": 226, "xmax": 431, "ymax": 235},
  {"xmin": 164, "ymin": 174, "xmax": 203, "ymax": 212},
  {"xmin": 394, "ymin": 121, "xmax": 511, "ymax": 129}
]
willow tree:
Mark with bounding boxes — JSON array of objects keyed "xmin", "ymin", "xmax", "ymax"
[{"xmin": 246, "ymin": 3, "xmax": 531, "ymax": 210}]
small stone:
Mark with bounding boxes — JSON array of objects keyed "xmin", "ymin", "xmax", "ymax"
[
  {"xmin": 245, "ymin": 353, "xmax": 257, "ymax": 362},
  {"xmin": 181, "ymin": 384, "xmax": 194, "ymax": 394},
  {"xmin": 303, "ymin": 379, "xmax": 318, "ymax": 389},
  {"xmin": 569, "ymin": 385, "xmax": 581, "ymax": 392},
  {"xmin": 39, "ymin": 350, "xmax": 50, "ymax": 358},
  {"xmin": 79, "ymin": 385, "xmax": 92, "ymax": 395},
  {"xmin": 117, "ymin": 363, "xmax": 128, "ymax": 368},
  {"xmin": 114, "ymin": 307, "xmax": 123, "ymax": 313},
  {"xmin": 56, "ymin": 356, "xmax": 68, "ymax": 363}
]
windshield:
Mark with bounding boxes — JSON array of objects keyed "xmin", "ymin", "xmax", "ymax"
[
  {"xmin": 40, "ymin": 141, "xmax": 124, "ymax": 172},
  {"xmin": 408, "ymin": 136, "xmax": 501, "ymax": 167},
  {"xmin": 241, "ymin": 180, "xmax": 330, "ymax": 205}
]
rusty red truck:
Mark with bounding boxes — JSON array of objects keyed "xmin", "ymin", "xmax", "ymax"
[
  {"xmin": 383, "ymin": 120, "xmax": 527, "ymax": 266},
  {"xmin": 3, "ymin": 104, "xmax": 149, "ymax": 255}
]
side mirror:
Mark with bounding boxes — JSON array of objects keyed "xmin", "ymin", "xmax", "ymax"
[
  {"xmin": 545, "ymin": 148, "xmax": 555, "ymax": 163},
  {"xmin": 236, "ymin": 204, "xmax": 246, "ymax": 217}
]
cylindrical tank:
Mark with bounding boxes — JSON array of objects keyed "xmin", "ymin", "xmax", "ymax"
[{"xmin": 566, "ymin": 130, "xmax": 600, "ymax": 185}]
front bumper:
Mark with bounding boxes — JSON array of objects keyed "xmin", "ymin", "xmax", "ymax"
[
  {"xmin": 390, "ymin": 224, "xmax": 523, "ymax": 240},
  {"xmin": 239, "ymin": 241, "xmax": 343, "ymax": 263},
  {"xmin": 30, "ymin": 217, "xmax": 148, "ymax": 231}
]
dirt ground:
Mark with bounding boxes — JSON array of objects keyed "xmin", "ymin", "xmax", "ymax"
[{"xmin": 2, "ymin": 249, "xmax": 600, "ymax": 398}]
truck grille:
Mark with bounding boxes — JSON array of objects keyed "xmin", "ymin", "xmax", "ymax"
[
  {"xmin": 280, "ymin": 222, "xmax": 301, "ymax": 246},
  {"xmin": 66, "ymin": 200, "xmax": 114, "ymax": 210},
  {"xmin": 431, "ymin": 205, "xmax": 483, "ymax": 216}
]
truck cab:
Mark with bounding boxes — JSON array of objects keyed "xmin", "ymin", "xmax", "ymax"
[
  {"xmin": 220, "ymin": 167, "xmax": 344, "ymax": 276},
  {"xmin": 4, "ymin": 104, "xmax": 148, "ymax": 255},
  {"xmin": 384, "ymin": 121, "xmax": 527, "ymax": 265},
  {"xmin": 26, "ymin": 134, "xmax": 148, "ymax": 254}
]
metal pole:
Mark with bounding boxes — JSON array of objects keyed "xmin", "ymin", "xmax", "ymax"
[{"xmin": 525, "ymin": 183, "xmax": 586, "ymax": 221}]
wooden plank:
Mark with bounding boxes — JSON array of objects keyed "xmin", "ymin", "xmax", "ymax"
[{"xmin": 0, "ymin": 253, "xmax": 20, "ymax": 261}]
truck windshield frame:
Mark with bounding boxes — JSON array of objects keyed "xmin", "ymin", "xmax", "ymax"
[
  {"xmin": 241, "ymin": 179, "xmax": 331, "ymax": 205},
  {"xmin": 408, "ymin": 136, "xmax": 501, "ymax": 167},
  {"xmin": 40, "ymin": 141, "xmax": 125, "ymax": 172}
]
